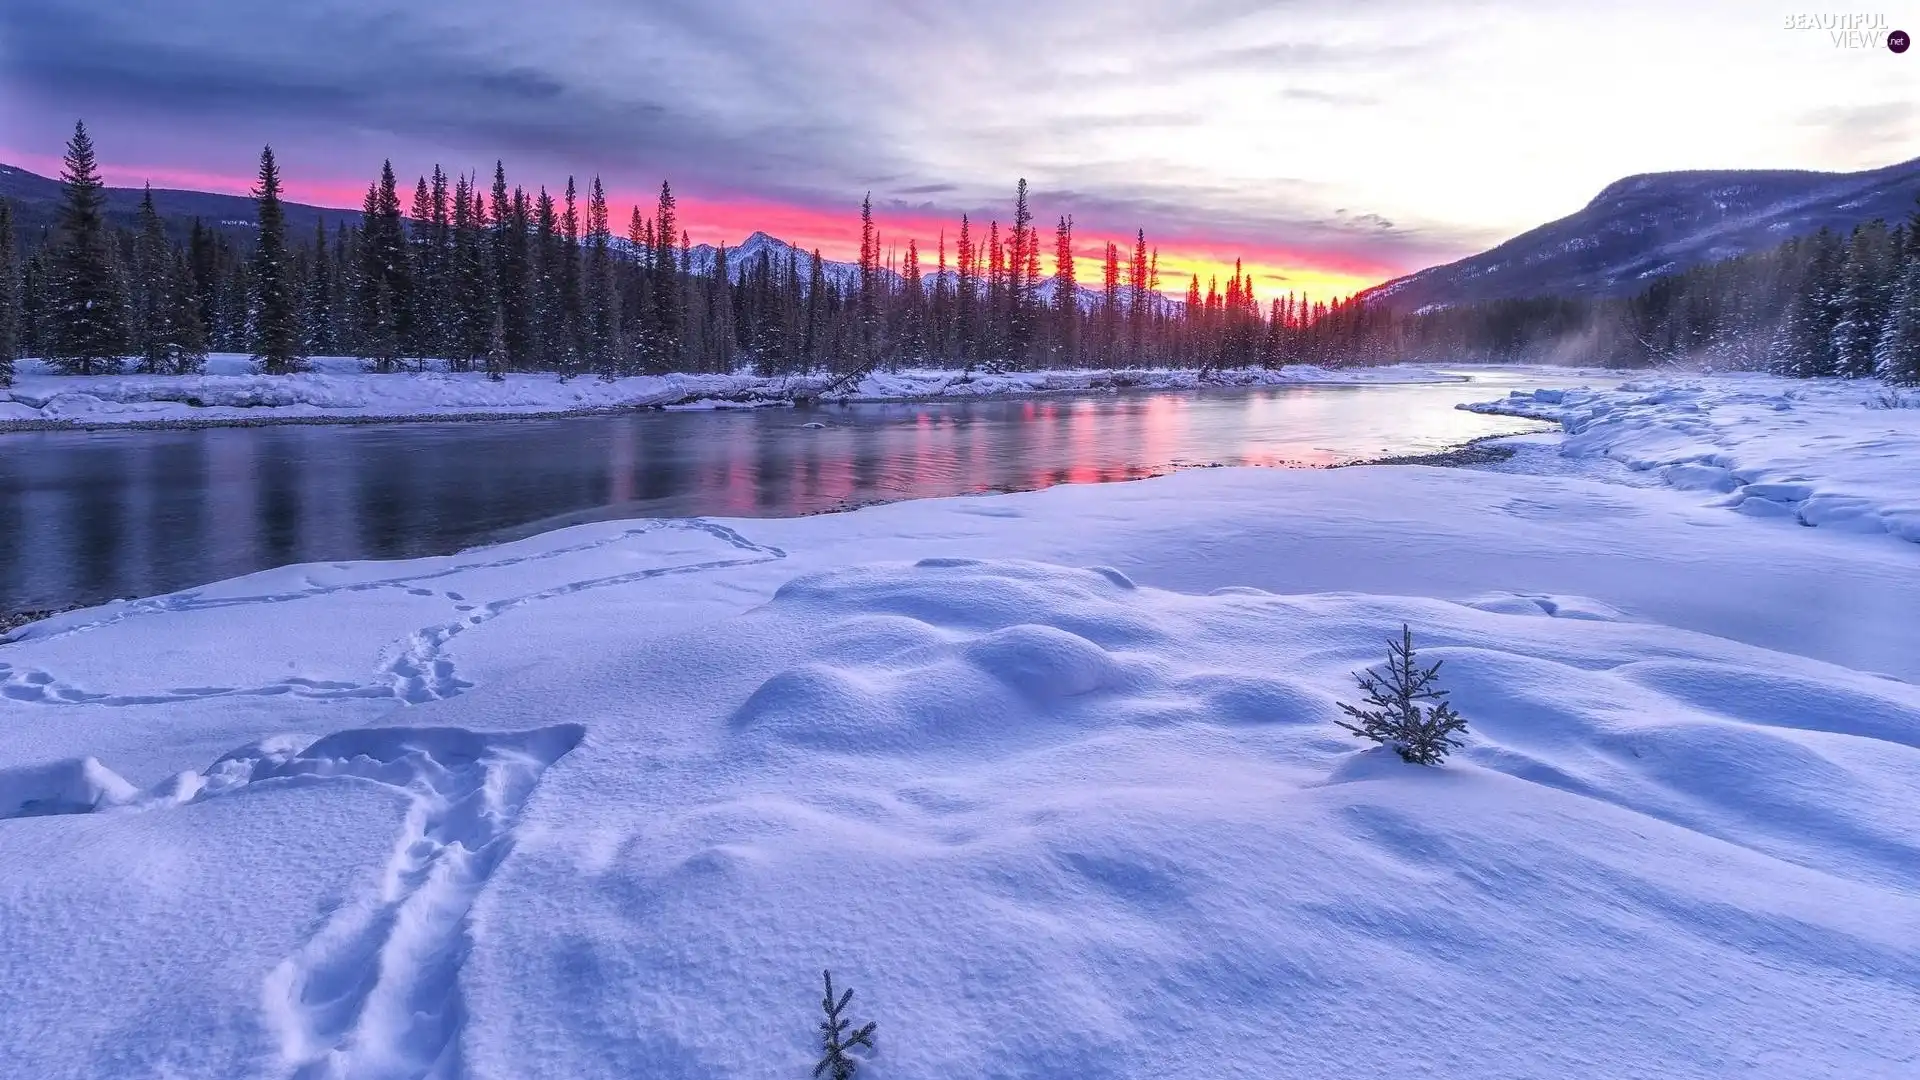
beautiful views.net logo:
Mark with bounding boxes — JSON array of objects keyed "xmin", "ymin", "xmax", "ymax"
[{"xmin": 1782, "ymin": 12, "xmax": 1911, "ymax": 49}]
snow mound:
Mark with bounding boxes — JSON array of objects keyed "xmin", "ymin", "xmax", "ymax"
[
  {"xmin": 0, "ymin": 757, "xmax": 138, "ymax": 818},
  {"xmin": 1464, "ymin": 373, "xmax": 1920, "ymax": 541},
  {"xmin": 1461, "ymin": 591, "xmax": 1628, "ymax": 620}
]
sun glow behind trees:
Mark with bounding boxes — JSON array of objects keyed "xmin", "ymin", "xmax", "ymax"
[{"xmin": 22, "ymin": 149, "xmax": 1391, "ymax": 304}]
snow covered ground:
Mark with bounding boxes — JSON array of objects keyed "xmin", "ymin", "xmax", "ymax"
[
  {"xmin": 2, "ymin": 374, "xmax": 1917, "ymax": 1079},
  {"xmin": 0, "ymin": 354, "xmax": 1463, "ymax": 427},
  {"xmin": 1466, "ymin": 372, "xmax": 1920, "ymax": 542}
]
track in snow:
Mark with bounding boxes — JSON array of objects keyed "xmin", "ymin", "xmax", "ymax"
[
  {"xmin": 238, "ymin": 725, "xmax": 586, "ymax": 1080},
  {"xmin": 0, "ymin": 519, "xmax": 787, "ymax": 708}
]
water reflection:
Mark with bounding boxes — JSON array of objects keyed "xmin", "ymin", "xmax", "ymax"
[{"xmin": 0, "ymin": 372, "xmax": 1593, "ymax": 611}]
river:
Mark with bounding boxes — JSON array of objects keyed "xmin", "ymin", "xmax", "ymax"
[{"xmin": 0, "ymin": 369, "xmax": 1600, "ymax": 612}]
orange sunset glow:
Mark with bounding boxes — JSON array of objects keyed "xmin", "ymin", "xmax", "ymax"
[{"xmin": 4, "ymin": 145, "xmax": 1394, "ymax": 302}]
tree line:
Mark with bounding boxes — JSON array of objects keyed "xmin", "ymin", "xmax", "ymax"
[
  {"xmin": 4, "ymin": 120, "xmax": 1917, "ymax": 388},
  {"xmin": 1316, "ymin": 201, "xmax": 1920, "ymax": 384},
  {"xmin": 0, "ymin": 122, "xmax": 1361, "ymax": 387}
]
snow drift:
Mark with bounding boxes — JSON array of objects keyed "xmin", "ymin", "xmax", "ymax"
[{"xmin": 1465, "ymin": 373, "xmax": 1920, "ymax": 542}]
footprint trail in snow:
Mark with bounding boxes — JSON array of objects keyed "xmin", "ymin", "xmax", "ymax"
[{"xmin": 242, "ymin": 725, "xmax": 586, "ymax": 1080}]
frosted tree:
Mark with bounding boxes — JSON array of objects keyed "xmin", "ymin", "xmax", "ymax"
[
  {"xmin": 357, "ymin": 162, "xmax": 411, "ymax": 371},
  {"xmin": 45, "ymin": 120, "xmax": 128, "ymax": 373},
  {"xmin": 1767, "ymin": 229, "xmax": 1842, "ymax": 378},
  {"xmin": 814, "ymin": 970, "xmax": 876, "ymax": 1080},
  {"xmin": 160, "ymin": 250, "xmax": 208, "ymax": 374},
  {"xmin": 128, "ymin": 186, "xmax": 169, "ymax": 372},
  {"xmin": 1875, "ymin": 259, "xmax": 1920, "ymax": 386},
  {"xmin": 302, "ymin": 219, "xmax": 335, "ymax": 356},
  {"xmin": 584, "ymin": 176, "xmax": 620, "ymax": 377},
  {"xmin": 1828, "ymin": 222, "xmax": 1893, "ymax": 379},
  {"xmin": 250, "ymin": 146, "xmax": 306, "ymax": 374},
  {"xmin": 709, "ymin": 244, "xmax": 736, "ymax": 372},
  {"xmin": 651, "ymin": 180, "xmax": 681, "ymax": 369},
  {"xmin": 0, "ymin": 197, "xmax": 18, "ymax": 385},
  {"xmin": 1335, "ymin": 624, "xmax": 1469, "ymax": 766},
  {"xmin": 484, "ymin": 305, "xmax": 508, "ymax": 381}
]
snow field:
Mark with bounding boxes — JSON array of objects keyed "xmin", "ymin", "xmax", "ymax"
[{"xmin": 465, "ymin": 556, "xmax": 1919, "ymax": 1079}]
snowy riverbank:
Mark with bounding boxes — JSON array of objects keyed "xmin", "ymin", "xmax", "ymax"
[
  {"xmin": 2, "ymin": 375, "xmax": 1917, "ymax": 1079},
  {"xmin": 0, "ymin": 354, "xmax": 1465, "ymax": 428},
  {"xmin": 1465, "ymin": 372, "xmax": 1920, "ymax": 542}
]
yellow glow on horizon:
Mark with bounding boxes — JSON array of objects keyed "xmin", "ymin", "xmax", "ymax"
[{"xmin": 1061, "ymin": 250, "xmax": 1382, "ymax": 304}]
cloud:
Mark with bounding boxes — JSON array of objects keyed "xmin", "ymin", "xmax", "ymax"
[
  {"xmin": 1279, "ymin": 86, "xmax": 1380, "ymax": 107},
  {"xmin": 1799, "ymin": 101, "xmax": 1916, "ymax": 167},
  {"xmin": 0, "ymin": 0, "xmax": 897, "ymax": 204},
  {"xmin": 2, "ymin": 0, "xmax": 1448, "ymax": 264},
  {"xmin": 18, "ymin": 0, "xmax": 1889, "ymax": 286}
]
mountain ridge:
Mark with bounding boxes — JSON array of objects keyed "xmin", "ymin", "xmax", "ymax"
[{"xmin": 1363, "ymin": 155, "xmax": 1920, "ymax": 312}]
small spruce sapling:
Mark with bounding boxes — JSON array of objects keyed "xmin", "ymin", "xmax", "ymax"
[
  {"xmin": 1335, "ymin": 624, "xmax": 1469, "ymax": 766},
  {"xmin": 814, "ymin": 970, "xmax": 877, "ymax": 1080}
]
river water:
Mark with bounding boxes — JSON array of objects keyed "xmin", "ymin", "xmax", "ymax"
[{"xmin": 0, "ymin": 369, "xmax": 1598, "ymax": 612}]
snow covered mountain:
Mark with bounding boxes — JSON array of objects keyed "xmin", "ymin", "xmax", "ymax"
[
  {"xmin": 681, "ymin": 231, "xmax": 865, "ymax": 287},
  {"xmin": 1364, "ymin": 155, "xmax": 1920, "ymax": 312},
  {"xmin": 684, "ymin": 231, "xmax": 1130, "ymax": 310}
]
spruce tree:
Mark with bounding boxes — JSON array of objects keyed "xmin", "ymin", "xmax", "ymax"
[
  {"xmin": 1335, "ymin": 624, "xmax": 1469, "ymax": 766},
  {"xmin": 955, "ymin": 215, "xmax": 976, "ymax": 365},
  {"xmin": 651, "ymin": 181, "xmax": 681, "ymax": 369},
  {"xmin": 408, "ymin": 174, "xmax": 437, "ymax": 356},
  {"xmin": 813, "ymin": 971, "xmax": 876, "ymax": 1080},
  {"xmin": 250, "ymin": 146, "xmax": 305, "ymax": 373},
  {"xmin": 584, "ymin": 177, "xmax": 619, "ymax": 376},
  {"xmin": 485, "ymin": 304, "xmax": 508, "ymax": 380},
  {"xmin": 449, "ymin": 174, "xmax": 492, "ymax": 370},
  {"xmin": 130, "ymin": 185, "xmax": 171, "ymax": 372},
  {"xmin": 805, "ymin": 248, "xmax": 827, "ymax": 372},
  {"xmin": 1875, "ymin": 258, "xmax": 1920, "ymax": 385},
  {"xmin": 707, "ymin": 244, "xmax": 736, "ymax": 372},
  {"xmin": 1829, "ymin": 222, "xmax": 1892, "ymax": 379},
  {"xmin": 45, "ymin": 120, "xmax": 129, "ymax": 373},
  {"xmin": 1052, "ymin": 215, "xmax": 1077, "ymax": 366},
  {"xmin": 1007, "ymin": 179, "xmax": 1035, "ymax": 363},
  {"xmin": 931, "ymin": 231, "xmax": 952, "ymax": 361},
  {"xmin": 406, "ymin": 167, "xmax": 454, "ymax": 359},
  {"xmin": 187, "ymin": 219, "xmax": 220, "ymax": 336},
  {"xmin": 20, "ymin": 250, "xmax": 45, "ymax": 360},
  {"xmin": 430, "ymin": 166, "xmax": 453, "ymax": 355},
  {"xmin": 900, "ymin": 238, "xmax": 925, "ymax": 364},
  {"xmin": 1908, "ymin": 192, "xmax": 1920, "ymax": 262},
  {"xmin": 678, "ymin": 229, "xmax": 702, "ymax": 367},
  {"xmin": 561, "ymin": 176, "xmax": 585, "ymax": 367},
  {"xmin": 857, "ymin": 193, "xmax": 880, "ymax": 366},
  {"xmin": 19, "ymin": 247, "xmax": 45, "ymax": 357},
  {"xmin": 159, "ymin": 249, "xmax": 209, "ymax": 374},
  {"xmin": 531, "ymin": 186, "xmax": 563, "ymax": 372},
  {"xmin": 0, "ymin": 198, "xmax": 19, "ymax": 385},
  {"xmin": 358, "ymin": 182, "xmax": 395, "ymax": 369},
  {"xmin": 357, "ymin": 164, "xmax": 411, "ymax": 371},
  {"xmin": 303, "ymin": 218, "xmax": 335, "ymax": 355},
  {"xmin": 1128, "ymin": 229, "xmax": 1149, "ymax": 364},
  {"xmin": 1768, "ymin": 229, "xmax": 1842, "ymax": 377}
]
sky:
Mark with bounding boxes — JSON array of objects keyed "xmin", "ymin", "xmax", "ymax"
[{"xmin": 2, "ymin": 0, "xmax": 1918, "ymax": 298}]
